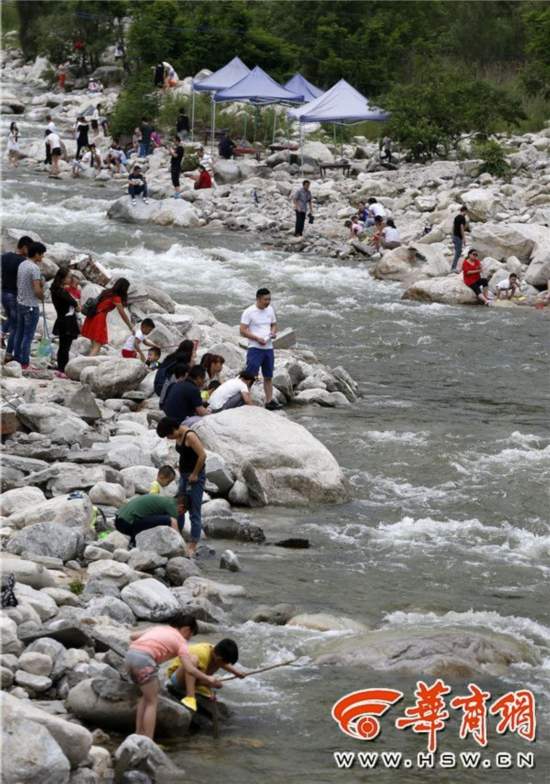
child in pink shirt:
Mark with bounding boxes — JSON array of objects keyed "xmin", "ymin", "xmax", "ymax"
[{"xmin": 125, "ymin": 613, "xmax": 222, "ymax": 738}]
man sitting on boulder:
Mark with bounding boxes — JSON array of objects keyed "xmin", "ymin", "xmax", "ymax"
[
  {"xmin": 162, "ymin": 364, "xmax": 209, "ymax": 424},
  {"xmin": 208, "ymin": 370, "xmax": 256, "ymax": 413},
  {"xmin": 128, "ymin": 165, "xmax": 149, "ymax": 205}
]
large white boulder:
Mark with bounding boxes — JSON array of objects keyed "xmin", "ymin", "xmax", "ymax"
[
  {"xmin": 1, "ymin": 691, "xmax": 92, "ymax": 767},
  {"xmin": 16, "ymin": 403, "xmax": 89, "ymax": 443},
  {"xmin": 2, "ymin": 712, "xmax": 70, "ymax": 784},
  {"xmin": 302, "ymin": 141, "xmax": 334, "ymax": 163},
  {"xmin": 0, "ymin": 486, "xmax": 46, "ymax": 516},
  {"xmin": 0, "ymin": 555, "xmax": 56, "ymax": 589},
  {"xmin": 460, "ymin": 188, "xmax": 501, "ymax": 221},
  {"xmin": 402, "ymin": 275, "xmax": 477, "ymax": 305},
  {"xmin": 193, "ymin": 407, "xmax": 348, "ymax": 506},
  {"xmin": 120, "ymin": 578, "xmax": 180, "ymax": 620},
  {"xmin": 107, "ymin": 197, "xmax": 201, "ymax": 228},
  {"xmin": 6, "ymin": 522, "xmax": 84, "ymax": 562},
  {"xmin": 213, "ymin": 160, "xmax": 242, "ymax": 184},
  {"xmin": 470, "ymin": 222, "xmax": 550, "ymax": 263},
  {"xmin": 85, "ymin": 357, "xmax": 148, "ymax": 398},
  {"xmin": 6, "ymin": 493, "xmax": 92, "ymax": 531}
]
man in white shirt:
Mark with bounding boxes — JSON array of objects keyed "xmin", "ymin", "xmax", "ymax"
[
  {"xmin": 45, "ymin": 130, "xmax": 62, "ymax": 175},
  {"xmin": 208, "ymin": 371, "xmax": 255, "ymax": 413},
  {"xmin": 496, "ymin": 273, "xmax": 520, "ymax": 300},
  {"xmin": 240, "ymin": 288, "xmax": 280, "ymax": 411}
]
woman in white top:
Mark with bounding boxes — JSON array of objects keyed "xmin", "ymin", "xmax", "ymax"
[
  {"xmin": 7, "ymin": 122, "xmax": 19, "ymax": 167},
  {"xmin": 382, "ymin": 218, "xmax": 401, "ymax": 250}
]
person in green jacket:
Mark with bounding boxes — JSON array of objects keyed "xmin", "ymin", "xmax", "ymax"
[{"xmin": 114, "ymin": 493, "xmax": 179, "ymax": 547}]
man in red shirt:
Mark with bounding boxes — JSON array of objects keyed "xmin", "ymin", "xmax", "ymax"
[{"xmin": 462, "ymin": 248, "xmax": 490, "ymax": 304}]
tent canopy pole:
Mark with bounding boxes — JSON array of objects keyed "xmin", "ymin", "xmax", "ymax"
[
  {"xmin": 190, "ymin": 89, "xmax": 195, "ymax": 142},
  {"xmin": 211, "ymin": 93, "xmax": 216, "ymax": 157}
]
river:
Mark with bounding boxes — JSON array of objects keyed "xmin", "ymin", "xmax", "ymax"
[{"xmin": 2, "ymin": 104, "xmax": 549, "ymax": 783}]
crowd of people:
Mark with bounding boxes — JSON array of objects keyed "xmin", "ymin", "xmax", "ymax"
[{"xmin": 0, "ymin": 246, "xmax": 284, "ymax": 734}]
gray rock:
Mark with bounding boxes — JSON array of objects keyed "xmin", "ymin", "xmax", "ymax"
[
  {"xmin": 135, "ymin": 527, "xmax": 185, "ymax": 559},
  {"xmin": 16, "ymin": 402, "xmax": 90, "ymax": 443},
  {"xmin": 114, "ymin": 734, "xmax": 178, "ymax": 783},
  {"xmin": 0, "ymin": 485, "xmax": 46, "ymax": 516},
  {"xmin": 87, "ymin": 559, "xmax": 134, "ymax": 587},
  {"xmin": 165, "ymin": 556, "xmax": 201, "ymax": 585},
  {"xmin": 24, "ymin": 637, "xmax": 67, "ymax": 680},
  {"xmin": 1, "ymin": 665, "xmax": 14, "ymax": 688},
  {"xmin": 66, "ymin": 678, "xmax": 192, "ymax": 736},
  {"xmin": 6, "ymin": 494, "xmax": 93, "ymax": 531},
  {"xmin": 89, "ymin": 481, "xmax": 126, "ymax": 507},
  {"xmin": 120, "ymin": 578, "xmax": 180, "ymax": 620},
  {"xmin": 69, "ymin": 769, "xmax": 100, "ymax": 784},
  {"xmin": 1, "ymin": 690, "xmax": 92, "ymax": 766},
  {"xmin": 213, "ymin": 160, "xmax": 242, "ymax": 184},
  {"xmin": 227, "ymin": 479, "xmax": 251, "ymax": 506},
  {"xmin": 205, "ymin": 452, "xmax": 235, "ymax": 494},
  {"xmin": 0, "ymin": 555, "xmax": 56, "ymax": 588},
  {"xmin": 83, "ymin": 544, "xmax": 113, "ymax": 562},
  {"xmin": 193, "ymin": 407, "xmax": 348, "ymax": 506},
  {"xmin": 7, "ymin": 522, "xmax": 84, "ymax": 562},
  {"xmin": 251, "ymin": 603, "xmax": 297, "ymax": 625},
  {"xmin": 67, "ymin": 385, "xmax": 102, "ymax": 422},
  {"xmin": 220, "ymin": 549, "xmax": 241, "ymax": 572},
  {"xmin": 90, "ymin": 64, "xmax": 126, "ymax": 84},
  {"xmin": 119, "ymin": 466, "xmax": 158, "ymax": 494},
  {"xmin": 127, "ymin": 549, "xmax": 167, "ymax": 572},
  {"xmin": 87, "ymin": 358, "xmax": 148, "ymax": 399},
  {"xmin": 84, "ymin": 597, "xmax": 136, "ymax": 626},
  {"xmin": 18, "ymin": 651, "xmax": 53, "ymax": 676},
  {"xmin": 2, "ymin": 712, "xmax": 71, "ymax": 784},
  {"xmin": 81, "ymin": 577, "xmax": 121, "ymax": 602},
  {"xmin": 15, "ymin": 668, "xmax": 53, "ymax": 692}
]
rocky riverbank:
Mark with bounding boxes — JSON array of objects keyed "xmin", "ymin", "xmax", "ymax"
[{"xmin": 3, "ymin": 48, "xmax": 549, "ymax": 309}]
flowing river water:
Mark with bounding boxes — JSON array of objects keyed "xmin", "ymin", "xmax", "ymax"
[{"xmin": 2, "ymin": 103, "xmax": 549, "ymax": 782}]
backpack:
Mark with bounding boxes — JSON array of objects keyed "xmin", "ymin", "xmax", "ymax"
[
  {"xmin": 81, "ymin": 296, "xmax": 99, "ymax": 317},
  {"xmin": 159, "ymin": 373, "xmax": 176, "ymax": 409}
]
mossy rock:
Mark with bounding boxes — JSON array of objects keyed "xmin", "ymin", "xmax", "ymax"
[{"xmin": 181, "ymin": 154, "xmax": 200, "ymax": 172}]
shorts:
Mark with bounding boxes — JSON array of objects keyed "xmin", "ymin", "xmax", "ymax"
[
  {"xmin": 125, "ymin": 649, "xmax": 159, "ymax": 685},
  {"xmin": 121, "ymin": 348, "xmax": 137, "ymax": 358},
  {"xmin": 469, "ymin": 278, "xmax": 488, "ymax": 296},
  {"xmin": 245, "ymin": 347, "xmax": 274, "ymax": 379},
  {"xmin": 51, "ymin": 148, "xmax": 62, "ymax": 157}
]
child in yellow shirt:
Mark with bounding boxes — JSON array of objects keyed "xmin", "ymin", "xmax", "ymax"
[
  {"xmin": 149, "ymin": 465, "xmax": 176, "ymax": 495},
  {"xmin": 165, "ymin": 638, "xmax": 244, "ymax": 711}
]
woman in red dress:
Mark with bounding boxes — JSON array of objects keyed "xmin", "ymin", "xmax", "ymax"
[{"xmin": 81, "ymin": 278, "xmax": 133, "ymax": 356}]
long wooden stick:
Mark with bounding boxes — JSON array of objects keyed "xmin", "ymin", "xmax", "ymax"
[{"xmin": 220, "ymin": 657, "xmax": 299, "ymax": 682}]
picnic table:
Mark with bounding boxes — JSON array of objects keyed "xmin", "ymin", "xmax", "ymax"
[
  {"xmin": 234, "ymin": 146, "xmax": 261, "ymax": 161},
  {"xmin": 319, "ymin": 160, "xmax": 352, "ymax": 178}
]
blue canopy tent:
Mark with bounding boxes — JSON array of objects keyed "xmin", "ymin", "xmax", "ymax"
[
  {"xmin": 214, "ymin": 65, "xmax": 304, "ymax": 103},
  {"xmin": 283, "ymin": 73, "xmax": 324, "ymax": 103},
  {"xmin": 288, "ymin": 79, "xmax": 389, "ymax": 171},
  {"xmin": 190, "ymin": 56, "xmax": 250, "ymax": 144},
  {"xmin": 214, "ymin": 66, "xmax": 304, "ymax": 146}
]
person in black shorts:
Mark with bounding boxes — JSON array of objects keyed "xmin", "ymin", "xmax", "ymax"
[{"xmin": 170, "ymin": 136, "xmax": 184, "ymax": 198}]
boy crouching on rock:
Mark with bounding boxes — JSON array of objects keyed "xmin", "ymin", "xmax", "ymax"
[
  {"xmin": 125, "ymin": 613, "xmax": 222, "ymax": 738},
  {"xmin": 165, "ymin": 638, "xmax": 244, "ymax": 712}
]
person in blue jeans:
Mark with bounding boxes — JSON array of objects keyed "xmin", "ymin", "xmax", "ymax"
[
  {"xmin": 1, "ymin": 234, "xmax": 32, "ymax": 358},
  {"xmin": 240, "ymin": 287, "xmax": 281, "ymax": 411},
  {"xmin": 156, "ymin": 417, "xmax": 207, "ymax": 558},
  {"xmin": 12, "ymin": 241, "xmax": 46, "ymax": 370}
]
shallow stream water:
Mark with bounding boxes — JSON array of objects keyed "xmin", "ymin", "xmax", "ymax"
[{"xmin": 2, "ymin": 103, "xmax": 549, "ymax": 782}]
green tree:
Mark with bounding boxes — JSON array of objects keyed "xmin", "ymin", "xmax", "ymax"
[
  {"xmin": 521, "ymin": 2, "xmax": 550, "ymax": 97},
  {"xmin": 383, "ymin": 63, "xmax": 524, "ymax": 159}
]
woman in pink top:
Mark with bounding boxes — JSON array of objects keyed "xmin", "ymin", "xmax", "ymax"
[{"xmin": 125, "ymin": 613, "xmax": 222, "ymax": 738}]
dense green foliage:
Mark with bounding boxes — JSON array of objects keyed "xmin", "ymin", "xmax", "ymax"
[
  {"xmin": 383, "ymin": 63, "xmax": 525, "ymax": 159},
  {"xmin": 9, "ymin": 0, "xmax": 550, "ymax": 154},
  {"xmin": 474, "ymin": 140, "xmax": 512, "ymax": 179}
]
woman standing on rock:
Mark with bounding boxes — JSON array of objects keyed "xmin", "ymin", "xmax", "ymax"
[
  {"xmin": 156, "ymin": 417, "xmax": 207, "ymax": 558},
  {"xmin": 169, "ymin": 135, "xmax": 184, "ymax": 198},
  {"xmin": 7, "ymin": 121, "xmax": 19, "ymax": 167},
  {"xmin": 50, "ymin": 267, "xmax": 80, "ymax": 377},
  {"xmin": 75, "ymin": 115, "xmax": 90, "ymax": 160},
  {"xmin": 81, "ymin": 278, "xmax": 133, "ymax": 356}
]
